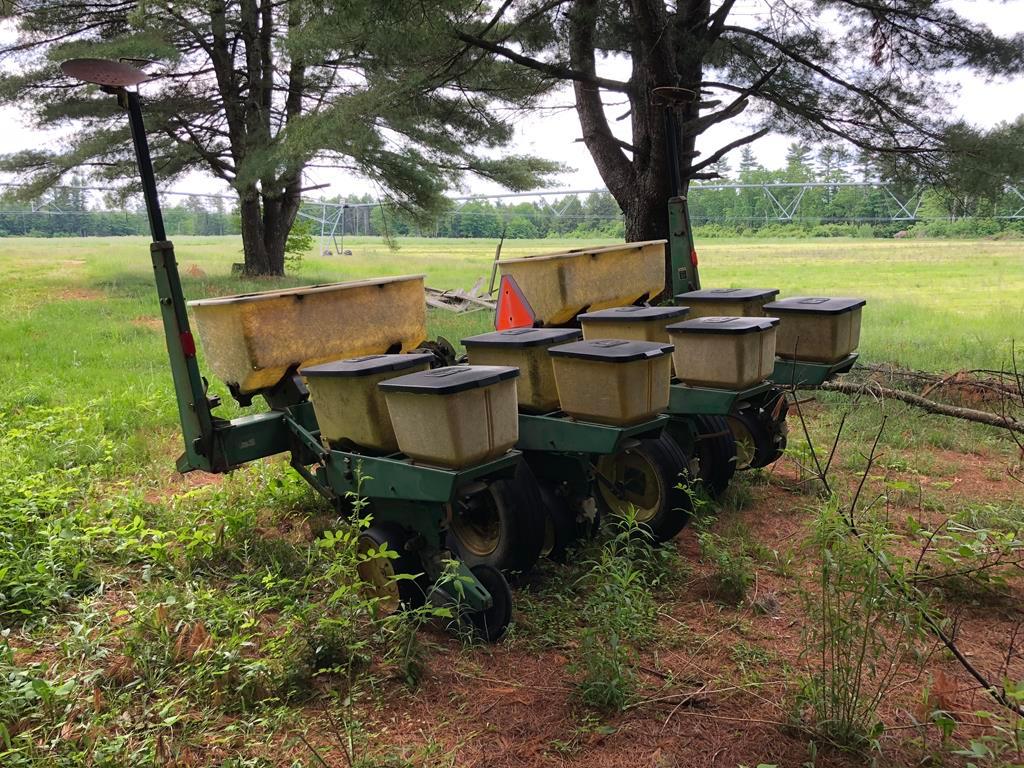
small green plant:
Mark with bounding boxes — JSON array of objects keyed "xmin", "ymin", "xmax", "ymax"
[
  {"xmin": 283, "ymin": 217, "xmax": 314, "ymax": 272},
  {"xmin": 905, "ymin": 511, "xmax": 1024, "ymax": 602},
  {"xmin": 797, "ymin": 499, "xmax": 925, "ymax": 752},
  {"xmin": 784, "ymin": 438, "xmax": 822, "ymax": 493},
  {"xmin": 546, "ymin": 714, "xmax": 617, "ymax": 756},
  {"xmin": 569, "ymin": 509, "xmax": 663, "ymax": 711},
  {"xmin": 954, "ymin": 681, "xmax": 1024, "ymax": 766},
  {"xmin": 697, "ymin": 523, "xmax": 755, "ymax": 604},
  {"xmin": 0, "ymin": 641, "xmax": 79, "ymax": 762},
  {"xmin": 719, "ymin": 470, "xmax": 756, "ymax": 512}
]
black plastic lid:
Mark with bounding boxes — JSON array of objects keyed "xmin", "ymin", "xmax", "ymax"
[
  {"xmin": 674, "ymin": 287, "xmax": 779, "ymax": 302},
  {"xmin": 666, "ymin": 316, "xmax": 779, "ymax": 335},
  {"xmin": 548, "ymin": 338, "xmax": 674, "ymax": 362},
  {"xmin": 578, "ymin": 305, "xmax": 689, "ymax": 322},
  {"xmin": 378, "ymin": 365, "xmax": 519, "ymax": 395},
  {"xmin": 462, "ymin": 327, "xmax": 582, "ymax": 348},
  {"xmin": 763, "ymin": 296, "xmax": 866, "ymax": 315},
  {"xmin": 301, "ymin": 353, "xmax": 429, "ymax": 378}
]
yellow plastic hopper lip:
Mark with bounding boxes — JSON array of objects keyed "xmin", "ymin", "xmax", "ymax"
[
  {"xmin": 186, "ymin": 274, "xmax": 426, "ymax": 307},
  {"xmin": 499, "ymin": 239, "xmax": 667, "ymax": 264}
]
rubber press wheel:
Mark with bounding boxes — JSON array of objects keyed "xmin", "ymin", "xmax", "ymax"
[
  {"xmin": 727, "ymin": 398, "xmax": 789, "ymax": 471},
  {"xmin": 356, "ymin": 523, "xmax": 428, "ymax": 611},
  {"xmin": 448, "ymin": 462, "xmax": 546, "ymax": 575},
  {"xmin": 693, "ymin": 414, "xmax": 738, "ymax": 499},
  {"xmin": 726, "ymin": 408, "xmax": 767, "ymax": 471},
  {"xmin": 594, "ymin": 434, "xmax": 694, "ymax": 543},
  {"xmin": 465, "ymin": 564, "xmax": 513, "ymax": 642},
  {"xmin": 538, "ymin": 482, "xmax": 580, "ymax": 562}
]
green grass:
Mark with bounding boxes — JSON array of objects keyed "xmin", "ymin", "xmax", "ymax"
[
  {"xmin": 5, "ymin": 233, "xmax": 1019, "ymax": 376},
  {"xmin": 1, "ymin": 232, "xmax": 1017, "ymax": 477},
  {"xmin": 693, "ymin": 238, "xmax": 1024, "ymax": 373},
  {"xmin": 0, "ymin": 234, "xmax": 1022, "ymax": 765}
]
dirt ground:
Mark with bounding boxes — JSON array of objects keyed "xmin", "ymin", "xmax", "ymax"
[{"xmin": 274, "ymin": 447, "xmax": 1023, "ymax": 768}]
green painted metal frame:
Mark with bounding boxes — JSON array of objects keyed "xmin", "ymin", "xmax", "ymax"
[
  {"xmin": 668, "ymin": 196, "xmax": 700, "ymax": 296},
  {"xmin": 152, "ymin": 239, "xmax": 216, "ymax": 473},
  {"xmin": 278, "ymin": 409, "xmax": 518, "ymax": 611},
  {"xmin": 770, "ymin": 353, "xmax": 859, "ymax": 388},
  {"xmin": 516, "ymin": 412, "xmax": 669, "ymax": 514},
  {"xmin": 98, "ymin": 74, "xmax": 515, "ymax": 621},
  {"xmin": 283, "ymin": 409, "xmax": 520, "ymax": 505},
  {"xmin": 517, "ymin": 413, "xmax": 668, "ymax": 454},
  {"xmin": 667, "ymin": 380, "xmax": 774, "ymax": 416}
]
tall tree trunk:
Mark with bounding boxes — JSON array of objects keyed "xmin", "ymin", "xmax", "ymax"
[
  {"xmin": 237, "ymin": 185, "xmax": 296, "ymax": 277},
  {"xmin": 620, "ymin": 167, "xmax": 673, "ymax": 294}
]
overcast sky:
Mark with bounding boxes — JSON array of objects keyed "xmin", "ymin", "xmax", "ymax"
[{"xmin": 2, "ymin": 0, "xmax": 1023, "ymax": 202}]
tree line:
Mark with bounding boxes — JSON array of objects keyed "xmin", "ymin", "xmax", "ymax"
[
  {"xmin": 4, "ymin": 0, "xmax": 1022, "ymax": 273},
  {"xmin": 5, "ymin": 142, "xmax": 1024, "ymax": 241}
]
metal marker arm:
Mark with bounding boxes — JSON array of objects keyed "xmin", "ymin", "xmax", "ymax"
[
  {"xmin": 152, "ymin": 240, "xmax": 215, "ymax": 472},
  {"xmin": 122, "ymin": 89, "xmax": 215, "ymax": 471},
  {"xmin": 663, "ymin": 105, "xmax": 700, "ymax": 296}
]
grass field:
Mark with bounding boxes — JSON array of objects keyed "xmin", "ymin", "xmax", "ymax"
[{"xmin": 1, "ymin": 235, "xmax": 1022, "ymax": 767}]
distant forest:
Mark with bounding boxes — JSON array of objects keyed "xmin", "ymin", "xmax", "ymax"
[{"xmin": 4, "ymin": 143, "xmax": 1023, "ymax": 240}]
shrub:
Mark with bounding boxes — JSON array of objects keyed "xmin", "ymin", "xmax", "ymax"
[
  {"xmin": 757, "ymin": 222, "xmax": 810, "ymax": 238},
  {"xmin": 505, "ymin": 215, "xmax": 538, "ymax": 239},
  {"xmin": 809, "ymin": 223, "xmax": 857, "ymax": 238},
  {"xmin": 570, "ymin": 510, "xmax": 664, "ymax": 711},
  {"xmin": 693, "ymin": 223, "xmax": 738, "ymax": 239},
  {"xmin": 697, "ymin": 527, "xmax": 754, "ymax": 603},
  {"xmin": 797, "ymin": 500, "xmax": 925, "ymax": 752}
]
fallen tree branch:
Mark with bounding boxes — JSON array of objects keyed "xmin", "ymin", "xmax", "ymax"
[{"xmin": 818, "ymin": 379, "xmax": 1024, "ymax": 436}]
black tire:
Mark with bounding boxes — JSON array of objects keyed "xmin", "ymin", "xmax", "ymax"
[
  {"xmin": 693, "ymin": 414, "xmax": 737, "ymax": 499},
  {"xmin": 765, "ymin": 389, "xmax": 790, "ymax": 463},
  {"xmin": 727, "ymin": 395, "xmax": 789, "ymax": 470},
  {"xmin": 726, "ymin": 408, "xmax": 770, "ymax": 471},
  {"xmin": 356, "ymin": 523, "xmax": 428, "ymax": 610},
  {"xmin": 594, "ymin": 434, "xmax": 694, "ymax": 543},
  {"xmin": 448, "ymin": 462, "xmax": 546, "ymax": 574},
  {"xmin": 538, "ymin": 482, "xmax": 580, "ymax": 562},
  {"xmin": 466, "ymin": 564, "xmax": 513, "ymax": 642}
]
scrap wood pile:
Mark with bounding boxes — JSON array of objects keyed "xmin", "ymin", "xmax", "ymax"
[
  {"xmin": 425, "ymin": 277, "xmax": 495, "ymax": 313},
  {"xmin": 818, "ymin": 361, "xmax": 1024, "ymax": 440}
]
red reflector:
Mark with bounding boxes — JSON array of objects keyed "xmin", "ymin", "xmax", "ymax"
[
  {"xmin": 690, "ymin": 249, "xmax": 699, "ymax": 267},
  {"xmin": 495, "ymin": 274, "xmax": 536, "ymax": 330},
  {"xmin": 180, "ymin": 331, "xmax": 197, "ymax": 357}
]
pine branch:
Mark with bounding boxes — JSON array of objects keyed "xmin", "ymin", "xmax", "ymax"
[
  {"xmin": 454, "ymin": 30, "xmax": 630, "ymax": 93},
  {"xmin": 722, "ymin": 25, "xmax": 942, "ymax": 139},
  {"xmin": 679, "ymin": 65, "xmax": 779, "ymax": 137},
  {"xmin": 689, "ymin": 127, "xmax": 771, "ymax": 175}
]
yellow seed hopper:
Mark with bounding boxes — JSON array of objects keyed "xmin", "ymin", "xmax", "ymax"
[{"xmin": 188, "ymin": 275, "xmax": 427, "ymax": 395}]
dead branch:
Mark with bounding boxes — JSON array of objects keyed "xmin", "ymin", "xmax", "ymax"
[
  {"xmin": 818, "ymin": 379, "xmax": 1024, "ymax": 436},
  {"xmin": 857, "ymin": 363, "xmax": 1022, "ymax": 399}
]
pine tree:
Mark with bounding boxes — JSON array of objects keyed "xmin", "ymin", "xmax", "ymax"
[
  {"xmin": 738, "ymin": 148, "xmax": 761, "ymax": 176},
  {"xmin": 783, "ymin": 143, "xmax": 814, "ymax": 182},
  {"xmin": 458, "ymin": 0, "xmax": 1024, "ymax": 285},
  {"xmin": 0, "ymin": 1, "xmax": 560, "ymax": 275}
]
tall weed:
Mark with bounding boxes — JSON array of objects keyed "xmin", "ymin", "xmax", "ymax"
[
  {"xmin": 570, "ymin": 509, "xmax": 667, "ymax": 711},
  {"xmin": 797, "ymin": 499, "xmax": 925, "ymax": 751}
]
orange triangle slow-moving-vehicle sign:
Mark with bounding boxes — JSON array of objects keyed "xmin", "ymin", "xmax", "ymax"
[{"xmin": 495, "ymin": 274, "xmax": 537, "ymax": 330}]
